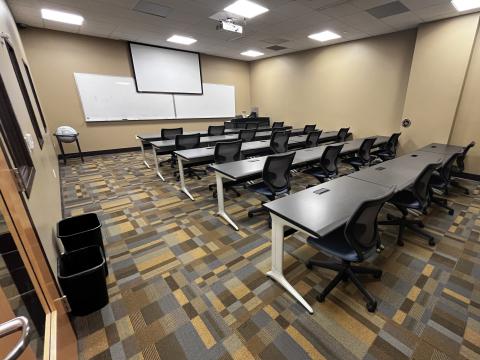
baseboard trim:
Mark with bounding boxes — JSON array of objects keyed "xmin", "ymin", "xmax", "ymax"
[
  {"xmin": 455, "ymin": 172, "xmax": 480, "ymax": 182},
  {"xmin": 57, "ymin": 146, "xmax": 140, "ymax": 160}
]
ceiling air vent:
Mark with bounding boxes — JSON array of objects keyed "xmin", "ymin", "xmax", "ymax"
[
  {"xmin": 134, "ymin": 0, "xmax": 173, "ymax": 18},
  {"xmin": 266, "ymin": 45, "xmax": 287, "ymax": 51}
]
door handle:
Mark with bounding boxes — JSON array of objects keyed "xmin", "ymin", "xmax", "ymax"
[{"xmin": 0, "ymin": 316, "xmax": 31, "ymax": 360}]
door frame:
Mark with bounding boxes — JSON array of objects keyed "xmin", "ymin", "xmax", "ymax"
[{"xmin": 0, "ymin": 146, "xmax": 77, "ymax": 359}]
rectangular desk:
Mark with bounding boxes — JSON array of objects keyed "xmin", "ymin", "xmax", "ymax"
[
  {"xmin": 210, "ymin": 136, "xmax": 389, "ymax": 230},
  {"xmin": 417, "ymin": 143, "xmax": 464, "ymax": 155},
  {"xmin": 137, "ymin": 127, "xmax": 302, "ymax": 169},
  {"xmin": 263, "ymin": 177, "xmax": 392, "ymax": 314},
  {"xmin": 172, "ymin": 131, "xmax": 342, "ymax": 200},
  {"xmin": 262, "ymin": 144, "xmax": 459, "ymax": 313}
]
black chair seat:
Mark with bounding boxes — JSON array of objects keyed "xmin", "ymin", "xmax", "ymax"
[
  {"xmin": 374, "ymin": 150, "xmax": 394, "ymax": 160},
  {"xmin": 389, "ymin": 190, "xmax": 423, "ymax": 211},
  {"xmin": 429, "ymin": 173, "xmax": 447, "ymax": 190},
  {"xmin": 248, "ymin": 182, "xmax": 288, "ymax": 198},
  {"xmin": 343, "ymin": 156, "xmax": 368, "ymax": 167},
  {"xmin": 307, "ymin": 226, "xmax": 372, "ymax": 262},
  {"xmin": 303, "ymin": 166, "xmax": 330, "ymax": 181}
]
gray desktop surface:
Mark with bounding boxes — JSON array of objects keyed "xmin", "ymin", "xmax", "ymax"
[
  {"xmin": 263, "ymin": 176, "xmax": 392, "ymax": 238},
  {"xmin": 348, "ymin": 151, "xmax": 444, "ymax": 189},
  {"xmin": 210, "ymin": 136, "xmax": 389, "ymax": 180},
  {"xmin": 417, "ymin": 143, "xmax": 464, "ymax": 155}
]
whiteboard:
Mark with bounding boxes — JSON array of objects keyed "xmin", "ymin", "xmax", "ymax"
[
  {"xmin": 174, "ymin": 83, "xmax": 235, "ymax": 119},
  {"xmin": 130, "ymin": 43, "xmax": 202, "ymax": 94},
  {"xmin": 74, "ymin": 73, "xmax": 176, "ymax": 121}
]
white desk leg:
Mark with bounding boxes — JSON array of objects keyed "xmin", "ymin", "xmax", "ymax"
[
  {"xmin": 216, "ymin": 172, "xmax": 239, "ymax": 230},
  {"xmin": 267, "ymin": 214, "xmax": 313, "ymax": 314},
  {"xmin": 152, "ymin": 147, "xmax": 165, "ymax": 181},
  {"xmin": 138, "ymin": 137, "xmax": 150, "ymax": 169},
  {"xmin": 177, "ymin": 158, "xmax": 194, "ymax": 201}
]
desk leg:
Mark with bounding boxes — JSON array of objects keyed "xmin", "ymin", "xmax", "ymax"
[
  {"xmin": 215, "ymin": 172, "xmax": 239, "ymax": 230},
  {"xmin": 139, "ymin": 138, "xmax": 150, "ymax": 168},
  {"xmin": 267, "ymin": 214, "xmax": 313, "ymax": 314},
  {"xmin": 178, "ymin": 158, "xmax": 194, "ymax": 201},
  {"xmin": 152, "ymin": 147, "xmax": 165, "ymax": 181}
]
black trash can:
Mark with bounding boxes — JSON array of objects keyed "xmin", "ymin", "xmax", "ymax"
[
  {"xmin": 57, "ymin": 213, "xmax": 107, "ymax": 275},
  {"xmin": 58, "ymin": 246, "xmax": 108, "ymax": 316}
]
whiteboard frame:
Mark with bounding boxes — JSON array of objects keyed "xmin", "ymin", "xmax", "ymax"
[{"xmin": 128, "ymin": 42, "xmax": 204, "ymax": 95}]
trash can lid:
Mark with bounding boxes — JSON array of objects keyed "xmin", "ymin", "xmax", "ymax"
[{"xmin": 56, "ymin": 126, "xmax": 78, "ymax": 137}]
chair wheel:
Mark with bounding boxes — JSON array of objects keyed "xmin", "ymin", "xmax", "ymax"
[
  {"xmin": 306, "ymin": 262, "xmax": 313, "ymax": 270},
  {"xmin": 316, "ymin": 294, "xmax": 326, "ymax": 303},
  {"xmin": 428, "ymin": 239, "xmax": 436, "ymax": 246},
  {"xmin": 418, "ymin": 222, "xmax": 425, "ymax": 228},
  {"xmin": 397, "ymin": 240, "xmax": 404, "ymax": 247},
  {"xmin": 448, "ymin": 209, "xmax": 454, "ymax": 216},
  {"xmin": 248, "ymin": 212, "xmax": 253, "ymax": 218},
  {"xmin": 465, "ymin": 190, "xmax": 469, "ymax": 195},
  {"xmin": 373, "ymin": 271, "xmax": 382, "ymax": 279},
  {"xmin": 366, "ymin": 301, "xmax": 377, "ymax": 313}
]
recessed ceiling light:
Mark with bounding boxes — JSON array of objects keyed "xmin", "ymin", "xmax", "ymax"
[
  {"xmin": 308, "ymin": 30, "xmax": 342, "ymax": 42},
  {"xmin": 224, "ymin": 0, "xmax": 269, "ymax": 19},
  {"xmin": 241, "ymin": 50, "xmax": 264, "ymax": 57},
  {"xmin": 41, "ymin": 9, "xmax": 84, "ymax": 25},
  {"xmin": 167, "ymin": 35, "xmax": 197, "ymax": 45},
  {"xmin": 451, "ymin": 0, "xmax": 480, "ymax": 11}
]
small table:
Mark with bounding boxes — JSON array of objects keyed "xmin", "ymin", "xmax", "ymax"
[{"xmin": 54, "ymin": 133, "xmax": 84, "ymax": 165}]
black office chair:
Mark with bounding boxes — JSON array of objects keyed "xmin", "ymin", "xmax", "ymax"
[
  {"xmin": 303, "ymin": 124, "xmax": 316, "ymax": 134},
  {"xmin": 342, "ymin": 137, "xmax": 377, "ymax": 171},
  {"xmin": 305, "ymin": 130, "xmax": 322, "ymax": 148},
  {"xmin": 238, "ymin": 129, "xmax": 256, "ymax": 142},
  {"xmin": 451, "ymin": 141, "xmax": 475, "ymax": 194},
  {"xmin": 373, "ymin": 133, "xmax": 401, "ymax": 161},
  {"xmin": 173, "ymin": 134, "xmax": 207, "ymax": 180},
  {"xmin": 246, "ymin": 122, "xmax": 259, "ymax": 130},
  {"xmin": 159, "ymin": 128, "xmax": 183, "ymax": 167},
  {"xmin": 429, "ymin": 153, "xmax": 459, "ymax": 215},
  {"xmin": 306, "ymin": 189, "xmax": 394, "ymax": 312},
  {"xmin": 270, "ymin": 130, "xmax": 290, "ymax": 154},
  {"xmin": 379, "ymin": 162, "xmax": 440, "ymax": 246},
  {"xmin": 272, "ymin": 121, "xmax": 284, "ymax": 128},
  {"xmin": 208, "ymin": 140, "xmax": 242, "ymax": 198},
  {"xmin": 247, "ymin": 152, "xmax": 295, "ymax": 219},
  {"xmin": 208, "ymin": 125, "xmax": 225, "ymax": 136},
  {"xmin": 337, "ymin": 127, "xmax": 350, "ymax": 142},
  {"xmin": 303, "ymin": 144, "xmax": 344, "ymax": 185}
]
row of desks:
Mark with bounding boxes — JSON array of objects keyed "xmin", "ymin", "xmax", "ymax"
[
  {"xmin": 209, "ymin": 136, "xmax": 390, "ymax": 230},
  {"xmin": 262, "ymin": 142, "xmax": 464, "ymax": 313}
]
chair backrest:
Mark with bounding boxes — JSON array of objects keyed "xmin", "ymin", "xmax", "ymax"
[
  {"xmin": 358, "ymin": 137, "xmax": 377, "ymax": 162},
  {"xmin": 385, "ymin": 133, "xmax": 401, "ymax": 155},
  {"xmin": 262, "ymin": 152, "xmax": 296, "ymax": 195},
  {"xmin": 303, "ymin": 124, "xmax": 316, "ymax": 134},
  {"xmin": 246, "ymin": 122, "xmax": 258, "ymax": 129},
  {"xmin": 412, "ymin": 162, "xmax": 441, "ymax": 206},
  {"xmin": 337, "ymin": 127, "xmax": 350, "ymax": 142},
  {"xmin": 161, "ymin": 127, "xmax": 183, "ymax": 140},
  {"xmin": 238, "ymin": 129, "xmax": 256, "ymax": 142},
  {"xmin": 305, "ymin": 130, "xmax": 322, "ymax": 148},
  {"xmin": 272, "ymin": 121, "xmax": 284, "ymax": 128},
  {"xmin": 438, "ymin": 153, "xmax": 459, "ymax": 184},
  {"xmin": 344, "ymin": 189, "xmax": 395, "ymax": 261},
  {"xmin": 208, "ymin": 125, "xmax": 225, "ymax": 136},
  {"xmin": 270, "ymin": 130, "xmax": 290, "ymax": 153},
  {"xmin": 456, "ymin": 141, "xmax": 475, "ymax": 172},
  {"xmin": 175, "ymin": 133, "xmax": 200, "ymax": 150},
  {"xmin": 320, "ymin": 144, "xmax": 344, "ymax": 175},
  {"xmin": 214, "ymin": 140, "xmax": 242, "ymax": 164}
]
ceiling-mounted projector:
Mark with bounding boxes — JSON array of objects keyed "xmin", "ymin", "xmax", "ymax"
[{"xmin": 216, "ymin": 18, "xmax": 243, "ymax": 34}]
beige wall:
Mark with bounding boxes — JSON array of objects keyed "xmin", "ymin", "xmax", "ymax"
[
  {"xmin": 400, "ymin": 14, "xmax": 480, "ymax": 153},
  {"xmin": 450, "ymin": 21, "xmax": 480, "ymax": 173},
  {"xmin": 0, "ymin": 0, "xmax": 60, "ymax": 275},
  {"xmin": 19, "ymin": 28, "xmax": 251, "ymax": 153},
  {"xmin": 250, "ymin": 30, "xmax": 417, "ymax": 139}
]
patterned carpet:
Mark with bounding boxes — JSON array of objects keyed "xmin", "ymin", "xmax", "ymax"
[{"xmin": 59, "ymin": 151, "xmax": 480, "ymax": 360}]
